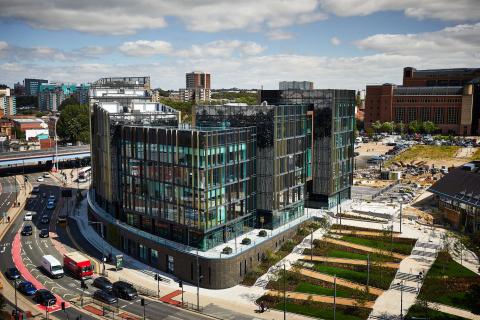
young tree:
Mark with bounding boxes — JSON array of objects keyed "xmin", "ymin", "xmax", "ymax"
[
  {"xmin": 409, "ymin": 120, "xmax": 422, "ymax": 134},
  {"xmin": 380, "ymin": 122, "xmax": 394, "ymax": 134},
  {"xmin": 372, "ymin": 121, "xmax": 382, "ymax": 134},
  {"xmin": 396, "ymin": 122, "xmax": 405, "ymax": 135},
  {"xmin": 422, "ymin": 121, "xmax": 438, "ymax": 134}
]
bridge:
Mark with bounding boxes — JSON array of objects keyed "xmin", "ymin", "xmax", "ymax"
[{"xmin": 0, "ymin": 145, "xmax": 90, "ymax": 167}]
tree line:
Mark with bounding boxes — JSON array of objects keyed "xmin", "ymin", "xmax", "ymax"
[{"xmin": 368, "ymin": 120, "xmax": 439, "ymax": 135}]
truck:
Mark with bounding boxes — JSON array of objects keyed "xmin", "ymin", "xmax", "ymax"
[
  {"xmin": 41, "ymin": 255, "xmax": 64, "ymax": 278},
  {"xmin": 63, "ymin": 251, "xmax": 94, "ymax": 279}
]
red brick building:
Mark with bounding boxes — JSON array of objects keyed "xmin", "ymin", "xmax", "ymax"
[{"xmin": 365, "ymin": 67, "xmax": 480, "ymax": 135}]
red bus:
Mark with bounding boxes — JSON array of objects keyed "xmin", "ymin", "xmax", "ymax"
[{"xmin": 63, "ymin": 252, "xmax": 94, "ymax": 279}]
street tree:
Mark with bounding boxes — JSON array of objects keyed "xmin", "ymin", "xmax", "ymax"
[{"xmin": 57, "ymin": 104, "xmax": 90, "ymax": 144}]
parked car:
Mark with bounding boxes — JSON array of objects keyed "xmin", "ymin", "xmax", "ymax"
[
  {"xmin": 32, "ymin": 186, "xmax": 40, "ymax": 193},
  {"xmin": 46, "ymin": 201, "xmax": 55, "ymax": 210},
  {"xmin": 5, "ymin": 267, "xmax": 21, "ymax": 280},
  {"xmin": 40, "ymin": 215, "xmax": 50, "ymax": 224},
  {"xmin": 43, "ymin": 173, "xmax": 50, "ymax": 178},
  {"xmin": 112, "ymin": 281, "xmax": 138, "ymax": 300},
  {"xmin": 17, "ymin": 281, "xmax": 37, "ymax": 296},
  {"xmin": 39, "ymin": 229, "xmax": 49, "ymax": 238},
  {"xmin": 37, "ymin": 177, "xmax": 44, "ymax": 182},
  {"xmin": 93, "ymin": 277, "xmax": 113, "ymax": 293},
  {"xmin": 34, "ymin": 289, "xmax": 56, "ymax": 306},
  {"xmin": 93, "ymin": 290, "xmax": 118, "ymax": 304},
  {"xmin": 21, "ymin": 225, "xmax": 33, "ymax": 236},
  {"xmin": 48, "ymin": 195, "xmax": 56, "ymax": 202}
]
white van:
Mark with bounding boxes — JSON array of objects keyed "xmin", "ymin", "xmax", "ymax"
[
  {"xmin": 23, "ymin": 211, "xmax": 34, "ymax": 221},
  {"xmin": 41, "ymin": 255, "xmax": 64, "ymax": 278}
]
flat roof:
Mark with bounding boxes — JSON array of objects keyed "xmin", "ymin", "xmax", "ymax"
[{"xmin": 429, "ymin": 162, "xmax": 480, "ymax": 207}]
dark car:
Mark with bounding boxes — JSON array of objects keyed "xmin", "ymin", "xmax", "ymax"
[
  {"xmin": 5, "ymin": 267, "xmax": 20, "ymax": 280},
  {"xmin": 112, "ymin": 281, "xmax": 138, "ymax": 300},
  {"xmin": 40, "ymin": 215, "xmax": 50, "ymax": 224},
  {"xmin": 93, "ymin": 277, "xmax": 113, "ymax": 292},
  {"xmin": 93, "ymin": 290, "xmax": 118, "ymax": 304},
  {"xmin": 21, "ymin": 225, "xmax": 33, "ymax": 236},
  {"xmin": 17, "ymin": 281, "xmax": 37, "ymax": 296},
  {"xmin": 39, "ymin": 229, "xmax": 49, "ymax": 238},
  {"xmin": 34, "ymin": 289, "xmax": 56, "ymax": 306}
]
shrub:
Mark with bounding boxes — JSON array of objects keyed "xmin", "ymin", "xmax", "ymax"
[
  {"xmin": 280, "ymin": 239, "xmax": 296, "ymax": 252},
  {"xmin": 222, "ymin": 246, "xmax": 233, "ymax": 254},
  {"xmin": 258, "ymin": 230, "xmax": 267, "ymax": 237},
  {"xmin": 241, "ymin": 237, "xmax": 252, "ymax": 245},
  {"xmin": 297, "ymin": 227, "xmax": 309, "ymax": 237}
]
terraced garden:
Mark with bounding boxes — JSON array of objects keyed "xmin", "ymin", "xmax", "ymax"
[{"xmin": 259, "ymin": 223, "xmax": 417, "ymax": 320}]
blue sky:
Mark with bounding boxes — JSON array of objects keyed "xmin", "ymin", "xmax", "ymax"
[{"xmin": 0, "ymin": 0, "xmax": 479, "ymax": 90}]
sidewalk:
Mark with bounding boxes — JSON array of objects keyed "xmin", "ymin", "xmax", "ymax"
[
  {"xmin": 70, "ymin": 190, "xmax": 316, "ymax": 320},
  {"xmin": 430, "ymin": 302, "xmax": 480, "ymax": 320}
]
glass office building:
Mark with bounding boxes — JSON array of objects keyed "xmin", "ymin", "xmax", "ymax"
[
  {"xmin": 91, "ymin": 101, "xmax": 256, "ymax": 251},
  {"xmin": 195, "ymin": 103, "xmax": 308, "ymax": 229},
  {"xmin": 259, "ymin": 89, "xmax": 355, "ymax": 208}
]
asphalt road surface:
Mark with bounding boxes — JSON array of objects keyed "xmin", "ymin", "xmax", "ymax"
[
  {"xmin": 0, "ymin": 176, "xmax": 16, "ymax": 219},
  {"xmin": 1, "ymin": 172, "xmax": 213, "ymax": 320}
]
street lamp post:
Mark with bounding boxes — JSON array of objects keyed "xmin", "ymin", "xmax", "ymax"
[
  {"xmin": 333, "ymin": 274, "xmax": 337, "ymax": 320},
  {"xmin": 46, "ymin": 299, "xmax": 55, "ymax": 320},
  {"xmin": 13, "ymin": 279, "xmax": 18, "ymax": 316},
  {"xmin": 398, "ymin": 280, "xmax": 404, "ymax": 320},
  {"xmin": 54, "ymin": 117, "xmax": 59, "ymax": 172},
  {"xmin": 283, "ymin": 264, "xmax": 286, "ymax": 320},
  {"xmin": 89, "ymin": 221, "xmax": 105, "ymax": 274}
]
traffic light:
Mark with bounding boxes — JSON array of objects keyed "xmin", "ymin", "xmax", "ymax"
[
  {"xmin": 140, "ymin": 298, "xmax": 145, "ymax": 306},
  {"xmin": 80, "ymin": 279, "xmax": 88, "ymax": 289},
  {"xmin": 61, "ymin": 301, "xmax": 66, "ymax": 310},
  {"xmin": 154, "ymin": 274, "xmax": 162, "ymax": 281},
  {"xmin": 178, "ymin": 280, "xmax": 183, "ymax": 288}
]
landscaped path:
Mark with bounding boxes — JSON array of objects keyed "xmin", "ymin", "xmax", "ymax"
[
  {"xmin": 297, "ymin": 268, "xmax": 384, "ymax": 296},
  {"xmin": 330, "ymin": 229, "xmax": 401, "ymax": 237},
  {"xmin": 430, "ymin": 302, "xmax": 480, "ymax": 320},
  {"xmin": 324, "ymin": 238, "xmax": 407, "ymax": 260},
  {"xmin": 266, "ymin": 290, "xmax": 375, "ymax": 308},
  {"xmin": 302, "ymin": 255, "xmax": 400, "ymax": 269}
]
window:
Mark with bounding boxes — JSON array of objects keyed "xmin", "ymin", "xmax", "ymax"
[{"xmin": 167, "ymin": 255, "xmax": 174, "ymax": 273}]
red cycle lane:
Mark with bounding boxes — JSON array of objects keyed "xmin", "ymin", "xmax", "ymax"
[{"xmin": 12, "ymin": 232, "xmax": 68, "ymax": 313}]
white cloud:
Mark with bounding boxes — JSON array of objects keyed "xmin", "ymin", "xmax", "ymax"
[
  {"xmin": 0, "ymin": 0, "xmax": 325, "ymax": 35},
  {"xmin": 118, "ymin": 40, "xmax": 173, "ymax": 57},
  {"xmin": 119, "ymin": 40, "xmax": 266, "ymax": 58},
  {"xmin": 266, "ymin": 30, "xmax": 295, "ymax": 40},
  {"xmin": 356, "ymin": 22, "xmax": 480, "ymax": 56},
  {"xmin": 330, "ymin": 37, "xmax": 341, "ymax": 46},
  {"xmin": 0, "ymin": 41, "xmax": 111, "ymax": 61},
  {"xmin": 319, "ymin": 0, "xmax": 480, "ymax": 21}
]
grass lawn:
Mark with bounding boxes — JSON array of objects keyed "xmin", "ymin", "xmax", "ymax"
[
  {"xmin": 339, "ymin": 235, "xmax": 414, "ymax": 255},
  {"xmin": 313, "ymin": 264, "xmax": 395, "ymax": 290},
  {"xmin": 407, "ymin": 303, "xmax": 466, "ymax": 320},
  {"xmin": 388, "ymin": 145, "xmax": 460, "ymax": 164},
  {"xmin": 295, "ymin": 281, "xmax": 376, "ymax": 301},
  {"xmin": 295, "ymin": 281, "xmax": 352, "ymax": 298},
  {"xmin": 418, "ymin": 251, "xmax": 480, "ymax": 312},
  {"xmin": 327, "ymin": 249, "xmax": 368, "ymax": 260},
  {"xmin": 471, "ymin": 148, "xmax": 480, "ymax": 160},
  {"xmin": 273, "ymin": 300, "xmax": 369, "ymax": 320}
]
